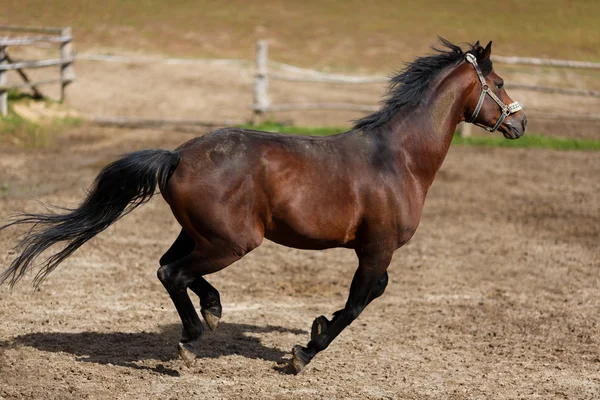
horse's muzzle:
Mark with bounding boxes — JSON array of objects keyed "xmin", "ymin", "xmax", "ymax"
[{"xmin": 502, "ymin": 114, "xmax": 527, "ymax": 139}]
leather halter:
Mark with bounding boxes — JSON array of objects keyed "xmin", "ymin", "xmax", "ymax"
[{"xmin": 465, "ymin": 53, "xmax": 522, "ymax": 132}]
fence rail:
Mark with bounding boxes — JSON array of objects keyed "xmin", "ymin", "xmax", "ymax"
[
  {"xmin": 492, "ymin": 55, "xmax": 600, "ymax": 70},
  {"xmin": 254, "ymin": 103, "xmax": 379, "ymax": 113},
  {"xmin": 0, "ymin": 25, "xmax": 63, "ymax": 34},
  {"xmin": 92, "ymin": 116, "xmax": 247, "ymax": 129},
  {"xmin": 269, "ymin": 71, "xmax": 388, "ymax": 84},
  {"xmin": 0, "ymin": 35, "xmax": 72, "ymax": 46},
  {"xmin": 252, "ymin": 40, "xmax": 600, "ymax": 134},
  {"xmin": 0, "ymin": 25, "xmax": 75, "ymax": 116},
  {"xmin": 0, "ymin": 56, "xmax": 75, "ymax": 71}
]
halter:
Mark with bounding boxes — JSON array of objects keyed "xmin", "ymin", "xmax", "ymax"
[{"xmin": 465, "ymin": 53, "xmax": 522, "ymax": 132}]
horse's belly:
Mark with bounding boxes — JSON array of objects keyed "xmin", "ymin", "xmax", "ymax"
[
  {"xmin": 264, "ymin": 225, "xmax": 355, "ymax": 250},
  {"xmin": 264, "ymin": 209, "xmax": 357, "ymax": 250}
]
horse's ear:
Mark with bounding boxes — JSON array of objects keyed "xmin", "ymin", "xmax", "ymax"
[
  {"xmin": 473, "ymin": 40, "xmax": 481, "ymax": 49},
  {"xmin": 479, "ymin": 41, "xmax": 492, "ymax": 61}
]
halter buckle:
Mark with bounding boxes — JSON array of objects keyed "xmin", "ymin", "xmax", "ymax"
[{"xmin": 508, "ymin": 101, "xmax": 522, "ymax": 113}]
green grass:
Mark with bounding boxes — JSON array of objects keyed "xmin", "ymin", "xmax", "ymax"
[
  {"xmin": 1, "ymin": 91, "xmax": 83, "ymax": 147},
  {"xmin": 241, "ymin": 122, "xmax": 600, "ymax": 151},
  {"xmin": 239, "ymin": 121, "xmax": 345, "ymax": 136},
  {"xmin": 451, "ymin": 133, "xmax": 600, "ymax": 151}
]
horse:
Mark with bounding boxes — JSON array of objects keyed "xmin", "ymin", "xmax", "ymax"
[{"xmin": 0, "ymin": 39, "xmax": 526, "ymax": 373}]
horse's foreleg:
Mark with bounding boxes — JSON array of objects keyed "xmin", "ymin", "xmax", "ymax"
[
  {"xmin": 292, "ymin": 251, "xmax": 392, "ymax": 373},
  {"xmin": 311, "ymin": 271, "xmax": 389, "ymax": 339}
]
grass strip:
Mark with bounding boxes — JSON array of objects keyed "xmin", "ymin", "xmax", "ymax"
[{"xmin": 239, "ymin": 122, "xmax": 600, "ymax": 151}]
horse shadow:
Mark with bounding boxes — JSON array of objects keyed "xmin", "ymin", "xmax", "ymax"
[{"xmin": 4, "ymin": 322, "xmax": 306, "ymax": 376}]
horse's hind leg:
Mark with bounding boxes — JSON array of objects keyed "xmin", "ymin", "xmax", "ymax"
[
  {"xmin": 157, "ymin": 254, "xmax": 204, "ymax": 366},
  {"xmin": 160, "ymin": 229, "xmax": 223, "ymax": 330},
  {"xmin": 190, "ymin": 278, "xmax": 222, "ymax": 330},
  {"xmin": 159, "ymin": 229, "xmax": 196, "ymax": 267},
  {"xmin": 292, "ymin": 249, "xmax": 392, "ymax": 373},
  {"xmin": 157, "ymin": 250, "xmax": 243, "ymax": 366}
]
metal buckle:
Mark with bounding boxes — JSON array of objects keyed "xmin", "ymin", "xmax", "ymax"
[{"xmin": 508, "ymin": 102, "xmax": 522, "ymax": 113}]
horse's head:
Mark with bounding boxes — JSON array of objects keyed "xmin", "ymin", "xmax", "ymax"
[{"xmin": 463, "ymin": 41, "xmax": 527, "ymax": 139}]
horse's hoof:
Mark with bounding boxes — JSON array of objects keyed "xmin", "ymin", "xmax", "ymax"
[
  {"xmin": 291, "ymin": 345, "xmax": 313, "ymax": 374},
  {"xmin": 311, "ymin": 315, "xmax": 330, "ymax": 341},
  {"xmin": 201, "ymin": 306, "xmax": 222, "ymax": 331},
  {"xmin": 177, "ymin": 340, "xmax": 199, "ymax": 367}
]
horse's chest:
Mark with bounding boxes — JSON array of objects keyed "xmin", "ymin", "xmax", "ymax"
[{"xmin": 392, "ymin": 186, "xmax": 426, "ymax": 247}]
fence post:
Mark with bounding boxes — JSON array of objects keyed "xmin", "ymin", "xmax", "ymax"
[
  {"xmin": 0, "ymin": 42, "xmax": 7, "ymax": 117},
  {"xmin": 59, "ymin": 26, "xmax": 74, "ymax": 103},
  {"xmin": 253, "ymin": 40, "xmax": 269, "ymax": 123},
  {"xmin": 458, "ymin": 121, "xmax": 472, "ymax": 138}
]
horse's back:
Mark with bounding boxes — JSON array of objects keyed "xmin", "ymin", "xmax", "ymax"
[{"xmin": 165, "ymin": 128, "xmax": 368, "ymax": 250}]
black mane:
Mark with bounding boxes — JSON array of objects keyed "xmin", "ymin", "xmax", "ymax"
[{"xmin": 353, "ymin": 38, "xmax": 493, "ymax": 132}]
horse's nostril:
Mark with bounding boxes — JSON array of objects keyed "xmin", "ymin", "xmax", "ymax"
[{"xmin": 522, "ymin": 115, "xmax": 528, "ymax": 131}]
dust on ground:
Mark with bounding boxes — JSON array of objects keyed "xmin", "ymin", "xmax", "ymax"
[
  {"xmin": 1, "ymin": 40, "xmax": 599, "ymax": 399},
  {"xmin": 0, "ymin": 124, "xmax": 598, "ymax": 399}
]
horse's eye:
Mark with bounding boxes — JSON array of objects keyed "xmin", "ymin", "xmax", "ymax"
[{"xmin": 496, "ymin": 81, "xmax": 504, "ymax": 89}]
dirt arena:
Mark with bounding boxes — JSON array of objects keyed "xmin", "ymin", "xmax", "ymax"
[
  {"xmin": 0, "ymin": 121, "xmax": 598, "ymax": 399},
  {"xmin": 0, "ymin": 41, "xmax": 599, "ymax": 398}
]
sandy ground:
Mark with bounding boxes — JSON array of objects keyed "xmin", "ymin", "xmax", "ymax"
[
  {"xmin": 0, "ymin": 125, "xmax": 598, "ymax": 399},
  {"xmin": 1, "ymin": 45, "xmax": 599, "ymax": 399}
]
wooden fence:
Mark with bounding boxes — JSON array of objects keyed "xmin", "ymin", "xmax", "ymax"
[
  {"xmin": 252, "ymin": 40, "xmax": 600, "ymax": 136},
  {"xmin": 0, "ymin": 25, "xmax": 75, "ymax": 116}
]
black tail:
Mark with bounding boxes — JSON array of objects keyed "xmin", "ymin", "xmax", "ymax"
[{"xmin": 0, "ymin": 149, "xmax": 180, "ymax": 288}]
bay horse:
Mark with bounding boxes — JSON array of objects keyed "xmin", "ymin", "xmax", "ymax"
[{"xmin": 0, "ymin": 39, "xmax": 526, "ymax": 373}]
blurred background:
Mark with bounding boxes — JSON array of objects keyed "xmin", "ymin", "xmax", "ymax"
[{"xmin": 1, "ymin": 0, "xmax": 599, "ymax": 140}]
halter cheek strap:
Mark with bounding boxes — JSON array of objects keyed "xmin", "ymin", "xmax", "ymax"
[{"xmin": 465, "ymin": 53, "xmax": 522, "ymax": 132}]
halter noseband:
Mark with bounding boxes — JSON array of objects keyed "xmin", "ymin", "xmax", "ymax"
[{"xmin": 465, "ymin": 53, "xmax": 522, "ymax": 132}]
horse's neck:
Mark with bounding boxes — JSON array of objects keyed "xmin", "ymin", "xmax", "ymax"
[{"xmin": 390, "ymin": 77, "xmax": 467, "ymax": 190}]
